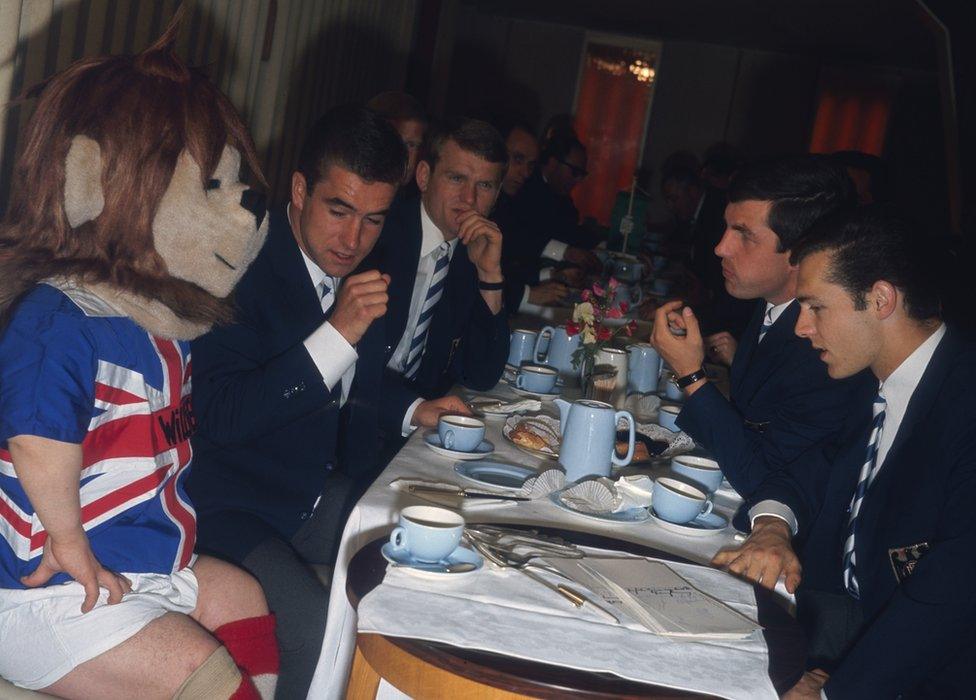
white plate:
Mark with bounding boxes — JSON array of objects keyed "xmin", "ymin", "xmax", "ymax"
[
  {"xmin": 508, "ymin": 383, "xmax": 560, "ymax": 401},
  {"xmin": 548, "ymin": 490, "xmax": 650, "ymax": 524},
  {"xmin": 381, "ymin": 543, "xmax": 484, "ymax": 579},
  {"xmin": 454, "ymin": 461, "xmax": 537, "ymax": 489},
  {"xmin": 423, "ymin": 433, "xmax": 495, "ymax": 460},
  {"xmin": 502, "ymin": 415, "xmax": 560, "ymax": 459},
  {"xmin": 648, "ymin": 509, "xmax": 729, "ymax": 537}
]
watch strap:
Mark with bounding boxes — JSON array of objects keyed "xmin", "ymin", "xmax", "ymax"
[{"xmin": 675, "ymin": 367, "xmax": 707, "ymax": 388}]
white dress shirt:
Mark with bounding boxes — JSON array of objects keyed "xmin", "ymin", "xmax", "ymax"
[
  {"xmin": 750, "ymin": 324, "xmax": 948, "ymax": 534},
  {"xmin": 758, "ymin": 299, "xmax": 794, "ymax": 343},
  {"xmin": 387, "ymin": 202, "xmax": 456, "ymax": 431}
]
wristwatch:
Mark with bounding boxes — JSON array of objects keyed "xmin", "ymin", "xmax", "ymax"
[{"xmin": 675, "ymin": 367, "xmax": 707, "ymax": 388}]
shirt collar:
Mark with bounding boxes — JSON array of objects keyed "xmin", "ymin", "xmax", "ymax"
[
  {"xmin": 420, "ymin": 201, "xmax": 458, "ymax": 259},
  {"xmin": 764, "ymin": 298, "xmax": 794, "ymax": 325},
  {"xmin": 288, "ymin": 202, "xmax": 333, "ymax": 291},
  {"xmin": 878, "ymin": 323, "xmax": 946, "ymax": 411}
]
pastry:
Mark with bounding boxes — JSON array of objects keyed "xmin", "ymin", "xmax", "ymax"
[{"xmin": 510, "ymin": 428, "xmax": 548, "ymax": 451}]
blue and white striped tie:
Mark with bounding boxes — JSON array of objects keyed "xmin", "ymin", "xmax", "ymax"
[
  {"xmin": 758, "ymin": 307, "xmax": 774, "ymax": 343},
  {"xmin": 319, "ymin": 278, "xmax": 334, "ymax": 314},
  {"xmin": 842, "ymin": 393, "xmax": 887, "ymax": 598},
  {"xmin": 404, "ymin": 243, "xmax": 450, "ymax": 379}
]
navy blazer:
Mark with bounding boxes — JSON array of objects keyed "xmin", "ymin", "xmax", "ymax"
[
  {"xmin": 505, "ymin": 170, "xmax": 600, "ymax": 261},
  {"xmin": 677, "ymin": 300, "xmax": 874, "ymax": 498},
  {"xmin": 750, "ymin": 329, "xmax": 976, "ymax": 698},
  {"xmin": 368, "ymin": 190, "xmax": 509, "ymax": 398},
  {"xmin": 187, "ymin": 207, "xmax": 416, "ymax": 558}
]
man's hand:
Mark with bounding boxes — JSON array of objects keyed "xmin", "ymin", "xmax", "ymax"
[
  {"xmin": 457, "ymin": 210, "xmax": 503, "ymax": 281},
  {"xmin": 528, "ymin": 281, "xmax": 569, "ymax": 306},
  {"xmin": 552, "ymin": 266, "xmax": 585, "ymax": 288},
  {"xmin": 711, "ymin": 516, "xmax": 802, "ymax": 593},
  {"xmin": 650, "ymin": 300, "xmax": 706, "ymax": 393},
  {"xmin": 329, "ymin": 270, "xmax": 390, "ymax": 346},
  {"xmin": 411, "ymin": 395, "xmax": 472, "ymax": 428},
  {"xmin": 705, "ymin": 331, "xmax": 737, "ymax": 367},
  {"xmin": 784, "ymin": 670, "xmax": 830, "ymax": 699},
  {"xmin": 564, "ymin": 246, "xmax": 602, "ymax": 273},
  {"xmin": 22, "ymin": 529, "xmax": 131, "ymax": 613}
]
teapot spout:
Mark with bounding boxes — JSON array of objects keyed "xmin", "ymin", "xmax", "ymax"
[{"xmin": 553, "ymin": 398, "xmax": 571, "ymax": 432}]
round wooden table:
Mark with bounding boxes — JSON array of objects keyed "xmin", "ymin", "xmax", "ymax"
[{"xmin": 345, "ymin": 527, "xmax": 806, "ymax": 699}]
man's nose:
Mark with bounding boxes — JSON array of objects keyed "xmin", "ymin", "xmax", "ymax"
[
  {"xmin": 714, "ymin": 228, "xmax": 733, "ymax": 257},
  {"xmin": 342, "ymin": 220, "xmax": 363, "ymax": 251},
  {"xmin": 240, "ymin": 189, "xmax": 266, "ymax": 229},
  {"xmin": 794, "ymin": 308, "xmax": 814, "ymax": 338},
  {"xmin": 460, "ymin": 183, "xmax": 477, "ymax": 205}
]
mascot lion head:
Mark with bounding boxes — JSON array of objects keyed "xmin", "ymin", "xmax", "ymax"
[{"xmin": 0, "ymin": 12, "xmax": 268, "ymax": 339}]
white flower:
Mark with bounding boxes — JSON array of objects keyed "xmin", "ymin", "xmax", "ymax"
[{"xmin": 573, "ymin": 302, "xmax": 595, "ymax": 325}]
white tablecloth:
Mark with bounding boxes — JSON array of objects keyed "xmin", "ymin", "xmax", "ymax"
[{"xmin": 306, "ymin": 381, "xmax": 750, "ymax": 698}]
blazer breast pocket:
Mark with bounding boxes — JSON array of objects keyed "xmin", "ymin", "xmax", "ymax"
[{"xmin": 888, "ymin": 541, "xmax": 930, "ymax": 584}]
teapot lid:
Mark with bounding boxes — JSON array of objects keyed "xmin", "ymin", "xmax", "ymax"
[{"xmin": 575, "ymin": 399, "xmax": 613, "ymax": 409}]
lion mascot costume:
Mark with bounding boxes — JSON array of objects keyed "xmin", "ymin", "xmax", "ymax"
[{"xmin": 0, "ymin": 13, "xmax": 279, "ymax": 700}]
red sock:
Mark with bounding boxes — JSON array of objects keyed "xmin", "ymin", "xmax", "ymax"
[
  {"xmin": 214, "ymin": 614, "xmax": 279, "ymax": 700},
  {"xmin": 230, "ymin": 676, "xmax": 261, "ymax": 700}
]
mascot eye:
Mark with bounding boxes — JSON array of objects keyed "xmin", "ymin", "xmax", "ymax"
[{"xmin": 206, "ymin": 178, "xmax": 221, "ymax": 191}]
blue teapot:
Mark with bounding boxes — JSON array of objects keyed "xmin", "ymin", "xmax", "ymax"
[{"xmin": 554, "ymin": 398, "xmax": 636, "ymax": 483}]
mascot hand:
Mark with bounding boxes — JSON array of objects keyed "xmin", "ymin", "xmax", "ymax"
[
  {"xmin": 21, "ymin": 529, "xmax": 132, "ymax": 613},
  {"xmin": 330, "ymin": 270, "xmax": 390, "ymax": 346}
]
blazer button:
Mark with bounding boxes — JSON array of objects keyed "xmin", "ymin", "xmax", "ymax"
[
  {"xmin": 299, "ymin": 511, "xmax": 311, "ymax": 521},
  {"xmin": 325, "ymin": 462, "xmax": 334, "ymax": 472}
]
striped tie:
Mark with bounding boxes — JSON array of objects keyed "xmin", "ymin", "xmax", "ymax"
[
  {"xmin": 319, "ymin": 278, "xmax": 334, "ymax": 314},
  {"xmin": 404, "ymin": 243, "xmax": 450, "ymax": 379},
  {"xmin": 758, "ymin": 307, "xmax": 774, "ymax": 343},
  {"xmin": 842, "ymin": 393, "xmax": 887, "ymax": 598}
]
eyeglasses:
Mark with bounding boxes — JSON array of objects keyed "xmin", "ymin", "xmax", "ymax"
[{"xmin": 557, "ymin": 159, "xmax": 588, "ymax": 179}]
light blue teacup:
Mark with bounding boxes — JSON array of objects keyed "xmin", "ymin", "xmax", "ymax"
[
  {"xmin": 661, "ymin": 370, "xmax": 684, "ymax": 401},
  {"xmin": 438, "ymin": 415, "xmax": 486, "ymax": 452},
  {"xmin": 652, "ymin": 477, "xmax": 713, "ymax": 524},
  {"xmin": 671, "ymin": 455, "xmax": 724, "ymax": 494},
  {"xmin": 515, "ymin": 364, "xmax": 558, "ymax": 394},
  {"xmin": 507, "ymin": 328, "xmax": 538, "ymax": 367},
  {"xmin": 627, "ymin": 343, "xmax": 662, "ymax": 393},
  {"xmin": 658, "ymin": 403, "xmax": 681, "ymax": 432},
  {"xmin": 388, "ymin": 505, "xmax": 464, "ymax": 562}
]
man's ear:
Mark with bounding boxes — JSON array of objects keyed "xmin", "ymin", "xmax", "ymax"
[
  {"xmin": 290, "ymin": 171, "xmax": 307, "ymax": 212},
  {"xmin": 64, "ymin": 135, "xmax": 105, "ymax": 228},
  {"xmin": 415, "ymin": 160, "xmax": 431, "ymax": 193},
  {"xmin": 872, "ymin": 280, "xmax": 899, "ymax": 320}
]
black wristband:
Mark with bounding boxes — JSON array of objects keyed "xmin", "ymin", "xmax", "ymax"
[
  {"xmin": 478, "ymin": 280, "xmax": 504, "ymax": 291},
  {"xmin": 675, "ymin": 367, "xmax": 707, "ymax": 388}
]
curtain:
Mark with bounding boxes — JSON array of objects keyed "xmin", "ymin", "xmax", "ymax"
[
  {"xmin": 573, "ymin": 44, "xmax": 655, "ymax": 226},
  {"xmin": 809, "ymin": 67, "xmax": 895, "ymax": 156},
  {"xmin": 0, "ymin": 0, "xmax": 419, "ymax": 209}
]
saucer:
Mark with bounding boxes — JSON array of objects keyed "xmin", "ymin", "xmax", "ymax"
[
  {"xmin": 424, "ymin": 433, "xmax": 495, "ymax": 460},
  {"xmin": 381, "ymin": 543, "xmax": 484, "ymax": 579},
  {"xmin": 509, "ymin": 383, "xmax": 560, "ymax": 401},
  {"xmin": 649, "ymin": 509, "xmax": 729, "ymax": 536},
  {"xmin": 455, "ymin": 460, "xmax": 536, "ymax": 489},
  {"xmin": 548, "ymin": 490, "xmax": 650, "ymax": 524}
]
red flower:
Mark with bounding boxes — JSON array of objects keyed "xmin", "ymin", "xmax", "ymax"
[
  {"xmin": 597, "ymin": 326, "xmax": 612, "ymax": 341},
  {"xmin": 565, "ymin": 321, "xmax": 582, "ymax": 336},
  {"xmin": 580, "ymin": 289, "xmax": 591, "ymax": 302},
  {"xmin": 607, "ymin": 307, "xmax": 623, "ymax": 319},
  {"xmin": 625, "ymin": 320, "xmax": 639, "ymax": 336},
  {"xmin": 592, "ymin": 282, "xmax": 605, "ymax": 298},
  {"xmin": 619, "ymin": 301, "xmax": 630, "ymax": 314},
  {"xmin": 608, "ymin": 276, "xmax": 619, "ymax": 291}
]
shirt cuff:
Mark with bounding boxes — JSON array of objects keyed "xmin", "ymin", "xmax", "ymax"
[
  {"xmin": 303, "ymin": 322, "xmax": 358, "ymax": 391},
  {"xmin": 542, "ymin": 239, "xmax": 568, "ymax": 261},
  {"xmin": 539, "ymin": 268, "xmax": 553, "ymax": 282},
  {"xmin": 748, "ymin": 500, "xmax": 798, "ymax": 535},
  {"xmin": 401, "ymin": 398, "xmax": 424, "ymax": 437},
  {"xmin": 518, "ymin": 285, "xmax": 531, "ymax": 311}
]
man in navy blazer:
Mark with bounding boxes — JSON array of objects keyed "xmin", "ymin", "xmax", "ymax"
[
  {"xmin": 651, "ymin": 157, "xmax": 871, "ymax": 499},
  {"xmin": 187, "ymin": 107, "xmax": 467, "ymax": 697},
  {"xmin": 714, "ymin": 206, "xmax": 975, "ymax": 699},
  {"xmin": 371, "ymin": 118, "xmax": 511, "ymax": 398}
]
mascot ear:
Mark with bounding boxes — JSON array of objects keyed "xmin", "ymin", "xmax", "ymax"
[{"xmin": 64, "ymin": 135, "xmax": 105, "ymax": 228}]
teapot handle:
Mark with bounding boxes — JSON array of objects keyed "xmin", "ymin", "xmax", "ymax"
[
  {"xmin": 612, "ymin": 411, "xmax": 636, "ymax": 466},
  {"xmin": 534, "ymin": 326, "xmax": 554, "ymax": 363}
]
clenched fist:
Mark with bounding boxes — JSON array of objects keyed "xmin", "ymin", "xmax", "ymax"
[{"xmin": 329, "ymin": 270, "xmax": 390, "ymax": 346}]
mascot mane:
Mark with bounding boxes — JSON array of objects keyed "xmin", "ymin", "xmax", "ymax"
[{"xmin": 0, "ymin": 10, "xmax": 266, "ymax": 328}]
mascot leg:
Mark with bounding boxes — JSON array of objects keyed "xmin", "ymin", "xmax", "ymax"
[{"xmin": 213, "ymin": 615, "xmax": 279, "ymax": 700}]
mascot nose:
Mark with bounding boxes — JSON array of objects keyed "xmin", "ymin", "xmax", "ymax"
[{"xmin": 240, "ymin": 189, "xmax": 267, "ymax": 229}]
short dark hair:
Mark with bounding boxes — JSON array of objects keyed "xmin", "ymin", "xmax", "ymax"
[
  {"xmin": 791, "ymin": 205, "xmax": 942, "ymax": 321},
  {"xmin": 366, "ymin": 91, "xmax": 427, "ymax": 125},
  {"xmin": 421, "ymin": 117, "xmax": 508, "ymax": 173},
  {"xmin": 540, "ymin": 133, "xmax": 585, "ymax": 164},
  {"xmin": 660, "ymin": 163, "xmax": 700, "ymax": 191},
  {"xmin": 296, "ymin": 105, "xmax": 407, "ymax": 188},
  {"xmin": 728, "ymin": 156, "xmax": 856, "ymax": 252}
]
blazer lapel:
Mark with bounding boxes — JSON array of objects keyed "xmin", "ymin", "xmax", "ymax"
[
  {"xmin": 735, "ymin": 301, "xmax": 802, "ymax": 403},
  {"xmin": 383, "ymin": 194, "xmax": 423, "ymax": 351},
  {"xmin": 730, "ymin": 300, "xmax": 765, "ymax": 396},
  {"xmin": 266, "ymin": 206, "xmax": 323, "ymax": 327}
]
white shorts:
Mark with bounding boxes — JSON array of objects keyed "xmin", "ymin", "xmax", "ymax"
[{"xmin": 0, "ymin": 568, "xmax": 199, "ymax": 690}]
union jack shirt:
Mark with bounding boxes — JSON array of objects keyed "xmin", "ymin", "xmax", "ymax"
[{"xmin": 0, "ymin": 282, "xmax": 196, "ymax": 589}]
